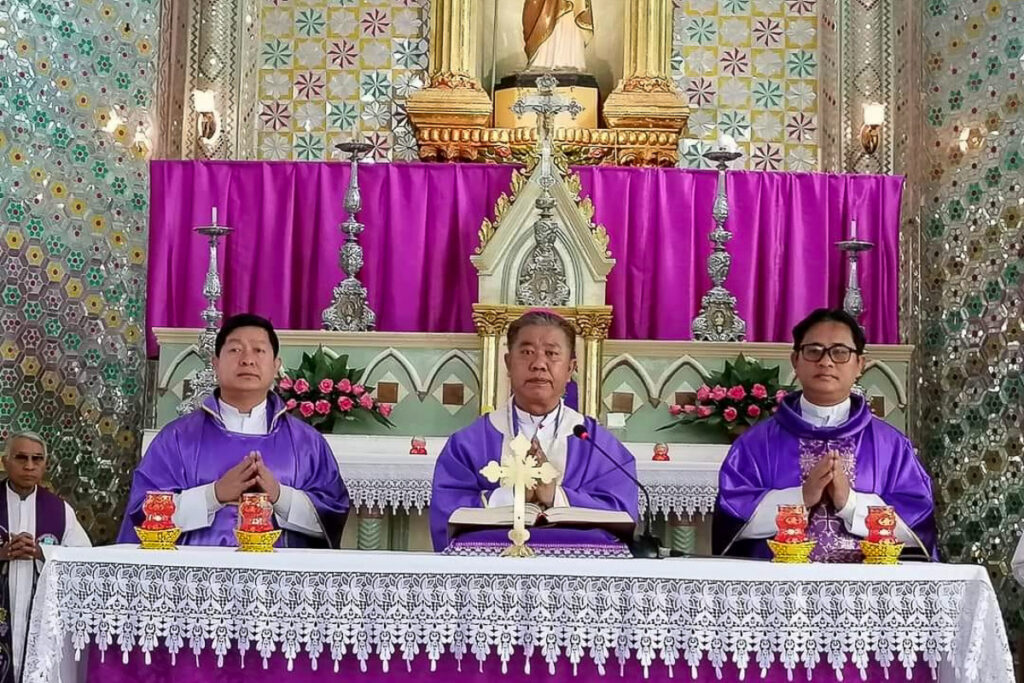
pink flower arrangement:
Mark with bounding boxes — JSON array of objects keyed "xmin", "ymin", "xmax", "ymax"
[
  {"xmin": 660, "ymin": 355, "xmax": 792, "ymax": 440},
  {"xmin": 276, "ymin": 348, "xmax": 395, "ymax": 432}
]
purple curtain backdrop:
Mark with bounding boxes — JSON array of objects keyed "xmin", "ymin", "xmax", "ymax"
[{"xmin": 147, "ymin": 161, "xmax": 904, "ymax": 357}]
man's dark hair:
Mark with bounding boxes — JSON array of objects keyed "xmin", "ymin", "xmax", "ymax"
[
  {"xmin": 792, "ymin": 308, "xmax": 866, "ymax": 354},
  {"xmin": 506, "ymin": 310, "xmax": 576, "ymax": 351},
  {"xmin": 215, "ymin": 313, "xmax": 280, "ymax": 357}
]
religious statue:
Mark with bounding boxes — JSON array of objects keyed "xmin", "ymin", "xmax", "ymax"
[
  {"xmin": 409, "ymin": 436, "xmax": 428, "ymax": 455},
  {"xmin": 652, "ymin": 443, "xmax": 670, "ymax": 462},
  {"xmin": 523, "ymin": 0, "xmax": 594, "ymax": 72}
]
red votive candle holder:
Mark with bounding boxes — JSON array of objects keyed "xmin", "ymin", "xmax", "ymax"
[
  {"xmin": 141, "ymin": 491, "xmax": 176, "ymax": 531},
  {"xmin": 866, "ymin": 505, "xmax": 897, "ymax": 544},
  {"xmin": 774, "ymin": 504, "xmax": 809, "ymax": 544},
  {"xmin": 238, "ymin": 492, "xmax": 275, "ymax": 533}
]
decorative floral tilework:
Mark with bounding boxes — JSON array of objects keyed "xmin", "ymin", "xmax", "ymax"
[
  {"xmin": 671, "ymin": 0, "xmax": 819, "ymax": 170},
  {"xmin": 257, "ymin": 0, "xmax": 429, "ymax": 162}
]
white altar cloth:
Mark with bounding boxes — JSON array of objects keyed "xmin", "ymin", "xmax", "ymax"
[{"xmin": 25, "ymin": 546, "xmax": 1013, "ymax": 683}]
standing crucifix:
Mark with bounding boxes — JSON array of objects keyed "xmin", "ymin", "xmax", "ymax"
[
  {"xmin": 479, "ymin": 433, "xmax": 558, "ymax": 557},
  {"xmin": 510, "ymin": 73, "xmax": 582, "ymax": 185}
]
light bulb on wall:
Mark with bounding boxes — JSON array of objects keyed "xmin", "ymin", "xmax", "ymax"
[
  {"xmin": 860, "ymin": 102, "xmax": 885, "ymax": 155},
  {"xmin": 192, "ymin": 89, "xmax": 219, "ymax": 146}
]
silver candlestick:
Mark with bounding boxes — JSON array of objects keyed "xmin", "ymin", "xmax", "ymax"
[
  {"xmin": 836, "ymin": 238, "xmax": 874, "ymax": 321},
  {"xmin": 691, "ymin": 149, "xmax": 747, "ymax": 342},
  {"xmin": 177, "ymin": 212, "xmax": 233, "ymax": 415},
  {"xmin": 323, "ymin": 141, "xmax": 376, "ymax": 331}
]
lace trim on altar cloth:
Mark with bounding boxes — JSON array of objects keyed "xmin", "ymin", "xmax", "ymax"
[
  {"xmin": 24, "ymin": 560, "xmax": 1013, "ymax": 683},
  {"xmin": 344, "ymin": 480, "xmax": 719, "ymax": 517},
  {"xmin": 442, "ymin": 542, "xmax": 633, "ymax": 559}
]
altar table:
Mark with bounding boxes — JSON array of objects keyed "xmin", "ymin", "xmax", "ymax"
[{"xmin": 25, "ymin": 546, "xmax": 1013, "ymax": 683}]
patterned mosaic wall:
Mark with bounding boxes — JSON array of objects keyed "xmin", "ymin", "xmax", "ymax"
[
  {"xmin": 671, "ymin": 0, "xmax": 819, "ymax": 170},
  {"xmin": 918, "ymin": 0, "xmax": 1024, "ymax": 639},
  {"xmin": 256, "ymin": 0, "xmax": 429, "ymax": 161},
  {"xmin": 0, "ymin": 0, "xmax": 156, "ymax": 541},
  {"xmin": 253, "ymin": 0, "xmax": 816, "ymax": 169}
]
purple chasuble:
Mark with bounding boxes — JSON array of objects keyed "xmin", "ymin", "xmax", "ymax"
[
  {"xmin": 0, "ymin": 483, "xmax": 67, "ymax": 683},
  {"xmin": 117, "ymin": 392, "xmax": 349, "ymax": 548},
  {"xmin": 429, "ymin": 406, "xmax": 639, "ymax": 553},
  {"xmin": 713, "ymin": 392, "xmax": 938, "ymax": 561}
]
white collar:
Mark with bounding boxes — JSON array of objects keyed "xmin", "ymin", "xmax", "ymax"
[
  {"xmin": 6, "ymin": 482, "xmax": 36, "ymax": 501},
  {"xmin": 218, "ymin": 398, "xmax": 267, "ymax": 420},
  {"xmin": 799, "ymin": 395, "xmax": 851, "ymax": 427},
  {"xmin": 512, "ymin": 401, "xmax": 560, "ymax": 425}
]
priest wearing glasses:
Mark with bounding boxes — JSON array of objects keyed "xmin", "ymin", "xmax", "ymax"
[
  {"xmin": 430, "ymin": 310, "xmax": 639, "ymax": 553},
  {"xmin": 713, "ymin": 308, "xmax": 938, "ymax": 561}
]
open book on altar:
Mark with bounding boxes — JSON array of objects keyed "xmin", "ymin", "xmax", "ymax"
[{"xmin": 448, "ymin": 504, "xmax": 636, "ymax": 540}]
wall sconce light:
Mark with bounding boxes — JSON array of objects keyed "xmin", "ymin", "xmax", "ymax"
[
  {"xmin": 192, "ymin": 89, "xmax": 219, "ymax": 145},
  {"xmin": 860, "ymin": 102, "xmax": 885, "ymax": 155}
]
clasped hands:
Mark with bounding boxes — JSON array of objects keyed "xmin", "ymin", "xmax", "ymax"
[
  {"xmin": 0, "ymin": 533, "xmax": 43, "ymax": 562},
  {"xmin": 802, "ymin": 453, "xmax": 851, "ymax": 510},
  {"xmin": 214, "ymin": 451, "xmax": 281, "ymax": 505},
  {"xmin": 524, "ymin": 440, "xmax": 557, "ymax": 508}
]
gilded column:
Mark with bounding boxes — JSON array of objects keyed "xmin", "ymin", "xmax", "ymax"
[
  {"xmin": 574, "ymin": 308, "xmax": 612, "ymax": 419},
  {"xmin": 472, "ymin": 305, "xmax": 508, "ymax": 415},
  {"xmin": 406, "ymin": 0, "xmax": 492, "ymax": 132},
  {"xmin": 603, "ymin": 0, "xmax": 689, "ymax": 131}
]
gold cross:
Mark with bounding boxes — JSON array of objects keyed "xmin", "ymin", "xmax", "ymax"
[{"xmin": 480, "ymin": 433, "xmax": 558, "ymax": 557}]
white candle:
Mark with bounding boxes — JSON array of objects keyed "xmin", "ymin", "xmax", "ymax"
[
  {"xmin": 212, "ymin": 206, "xmax": 218, "ymax": 225},
  {"xmin": 851, "ymin": 219, "xmax": 857, "ymax": 240}
]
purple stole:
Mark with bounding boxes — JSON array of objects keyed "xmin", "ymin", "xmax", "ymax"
[
  {"xmin": 0, "ymin": 484, "xmax": 67, "ymax": 683},
  {"xmin": 799, "ymin": 437, "xmax": 862, "ymax": 562}
]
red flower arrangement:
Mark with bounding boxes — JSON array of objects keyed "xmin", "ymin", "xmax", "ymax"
[
  {"xmin": 277, "ymin": 348, "xmax": 394, "ymax": 433},
  {"xmin": 661, "ymin": 355, "xmax": 791, "ymax": 438}
]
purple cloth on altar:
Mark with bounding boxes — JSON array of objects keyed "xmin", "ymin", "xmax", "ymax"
[
  {"xmin": 85, "ymin": 646, "xmax": 938, "ymax": 682},
  {"xmin": 116, "ymin": 392, "xmax": 349, "ymax": 548},
  {"xmin": 429, "ymin": 413, "xmax": 638, "ymax": 552},
  {"xmin": 147, "ymin": 162, "xmax": 904, "ymax": 356},
  {"xmin": 443, "ymin": 527, "xmax": 632, "ymax": 558},
  {"xmin": 712, "ymin": 392, "xmax": 938, "ymax": 560}
]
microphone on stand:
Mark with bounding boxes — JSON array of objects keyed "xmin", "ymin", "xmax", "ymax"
[{"xmin": 572, "ymin": 424, "xmax": 662, "ymax": 559}]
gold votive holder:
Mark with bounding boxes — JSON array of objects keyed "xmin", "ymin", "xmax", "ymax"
[
  {"xmin": 767, "ymin": 539, "xmax": 816, "ymax": 564},
  {"xmin": 235, "ymin": 528, "xmax": 282, "ymax": 553},
  {"xmin": 135, "ymin": 526, "xmax": 182, "ymax": 550},
  {"xmin": 861, "ymin": 540, "xmax": 904, "ymax": 565}
]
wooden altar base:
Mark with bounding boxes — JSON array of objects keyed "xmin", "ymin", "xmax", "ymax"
[{"xmin": 414, "ymin": 125, "xmax": 683, "ymax": 167}]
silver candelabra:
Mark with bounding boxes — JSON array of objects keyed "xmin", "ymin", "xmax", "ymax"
[
  {"xmin": 323, "ymin": 141, "xmax": 376, "ymax": 331},
  {"xmin": 691, "ymin": 149, "xmax": 747, "ymax": 342},
  {"xmin": 177, "ymin": 210, "xmax": 233, "ymax": 415},
  {"xmin": 836, "ymin": 238, "xmax": 874, "ymax": 321}
]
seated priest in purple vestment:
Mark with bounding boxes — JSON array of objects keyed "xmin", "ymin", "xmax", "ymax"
[
  {"xmin": 117, "ymin": 314, "xmax": 349, "ymax": 548},
  {"xmin": 430, "ymin": 311, "xmax": 639, "ymax": 555},
  {"xmin": 713, "ymin": 308, "xmax": 938, "ymax": 562},
  {"xmin": 1, "ymin": 431, "xmax": 91, "ymax": 683}
]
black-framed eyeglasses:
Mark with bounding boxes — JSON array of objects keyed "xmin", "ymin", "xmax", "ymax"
[{"xmin": 797, "ymin": 343, "xmax": 859, "ymax": 364}]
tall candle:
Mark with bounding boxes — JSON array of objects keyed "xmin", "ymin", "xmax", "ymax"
[
  {"xmin": 212, "ymin": 206, "xmax": 218, "ymax": 225},
  {"xmin": 851, "ymin": 218, "xmax": 857, "ymax": 240}
]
